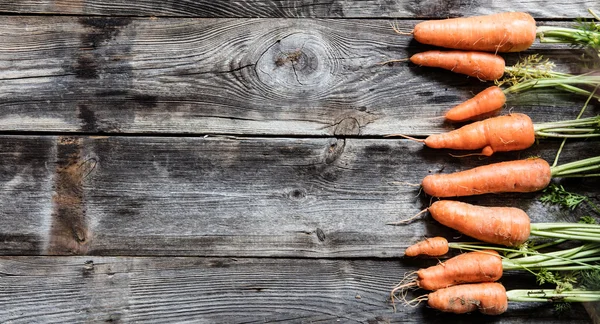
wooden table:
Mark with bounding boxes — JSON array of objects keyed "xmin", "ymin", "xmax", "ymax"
[{"xmin": 1, "ymin": 1, "xmax": 599, "ymax": 323}]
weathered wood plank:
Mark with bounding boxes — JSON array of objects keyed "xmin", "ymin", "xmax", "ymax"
[
  {"xmin": 0, "ymin": 1, "xmax": 597, "ymax": 18},
  {"xmin": 0, "ymin": 17, "xmax": 595, "ymax": 136},
  {"xmin": 1, "ymin": 135, "xmax": 598, "ymax": 257},
  {"xmin": 585, "ymin": 302, "xmax": 600, "ymax": 324},
  {"xmin": 0, "ymin": 256, "xmax": 592, "ymax": 323}
]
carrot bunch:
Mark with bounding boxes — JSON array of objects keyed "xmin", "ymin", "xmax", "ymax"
[{"xmin": 385, "ymin": 10, "xmax": 600, "ymax": 316}]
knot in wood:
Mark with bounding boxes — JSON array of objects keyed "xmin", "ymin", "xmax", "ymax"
[
  {"xmin": 334, "ymin": 117, "xmax": 360, "ymax": 136},
  {"xmin": 254, "ymin": 32, "xmax": 337, "ymax": 95}
]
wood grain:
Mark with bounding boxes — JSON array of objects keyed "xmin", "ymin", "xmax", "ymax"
[
  {"xmin": 0, "ymin": 17, "xmax": 596, "ymax": 136},
  {"xmin": 1, "ymin": 135, "xmax": 598, "ymax": 257},
  {"xmin": 0, "ymin": 256, "xmax": 593, "ymax": 323},
  {"xmin": 0, "ymin": 0, "xmax": 597, "ymax": 18}
]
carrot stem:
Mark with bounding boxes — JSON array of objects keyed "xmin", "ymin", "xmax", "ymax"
[
  {"xmin": 533, "ymin": 115, "xmax": 600, "ymax": 138},
  {"xmin": 550, "ymin": 156, "xmax": 600, "ymax": 177},
  {"xmin": 507, "ymin": 289, "xmax": 600, "ymax": 303},
  {"xmin": 451, "ymin": 242, "xmax": 600, "ymax": 271},
  {"xmin": 536, "ymin": 22, "xmax": 600, "ymax": 51},
  {"xmin": 530, "ymin": 230, "xmax": 600, "ymax": 241}
]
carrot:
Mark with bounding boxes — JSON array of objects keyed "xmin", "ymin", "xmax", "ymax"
[
  {"xmin": 405, "ymin": 237, "xmax": 449, "ymax": 257},
  {"xmin": 426, "ymin": 113, "xmax": 535, "ymax": 156},
  {"xmin": 426, "ymin": 282, "xmax": 508, "ymax": 315},
  {"xmin": 444, "ymin": 86, "xmax": 506, "ymax": 122},
  {"xmin": 394, "ymin": 114, "xmax": 600, "ymax": 156},
  {"xmin": 422, "ymin": 155, "xmax": 600, "ymax": 197},
  {"xmin": 422, "ymin": 158, "xmax": 552, "ymax": 197},
  {"xmin": 393, "ymin": 200, "xmax": 600, "ymax": 247},
  {"xmin": 411, "ymin": 12, "xmax": 537, "ymax": 53},
  {"xmin": 397, "ymin": 250, "xmax": 502, "ymax": 292},
  {"xmin": 428, "ymin": 201, "xmax": 530, "ymax": 247},
  {"xmin": 406, "ymin": 282, "xmax": 600, "ymax": 314},
  {"xmin": 409, "ymin": 51, "xmax": 506, "ymax": 81}
]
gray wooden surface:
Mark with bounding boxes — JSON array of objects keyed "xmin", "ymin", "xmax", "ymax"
[
  {"xmin": 0, "ymin": 256, "xmax": 593, "ymax": 323},
  {"xmin": 1, "ymin": 135, "xmax": 598, "ymax": 257},
  {"xmin": 0, "ymin": 1, "xmax": 599, "ymax": 323},
  {"xmin": 0, "ymin": 1, "xmax": 597, "ymax": 18},
  {"xmin": 0, "ymin": 17, "xmax": 591, "ymax": 136}
]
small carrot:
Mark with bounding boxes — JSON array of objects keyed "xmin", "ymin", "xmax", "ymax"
[
  {"xmin": 444, "ymin": 62, "xmax": 600, "ymax": 122},
  {"xmin": 444, "ymin": 86, "xmax": 506, "ymax": 122},
  {"xmin": 408, "ymin": 12, "xmax": 537, "ymax": 53},
  {"xmin": 426, "ymin": 282, "xmax": 508, "ymax": 315},
  {"xmin": 405, "ymin": 237, "xmax": 449, "ymax": 257},
  {"xmin": 394, "ymin": 250, "xmax": 503, "ymax": 293},
  {"xmin": 422, "ymin": 155, "xmax": 600, "ymax": 197},
  {"xmin": 409, "ymin": 51, "xmax": 506, "ymax": 81}
]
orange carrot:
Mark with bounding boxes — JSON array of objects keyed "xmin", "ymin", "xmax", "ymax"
[
  {"xmin": 412, "ymin": 12, "xmax": 537, "ymax": 53},
  {"xmin": 426, "ymin": 282, "xmax": 508, "ymax": 315},
  {"xmin": 410, "ymin": 50, "xmax": 506, "ymax": 81},
  {"xmin": 444, "ymin": 86, "xmax": 506, "ymax": 122},
  {"xmin": 405, "ymin": 237, "xmax": 449, "ymax": 257},
  {"xmin": 425, "ymin": 113, "xmax": 535, "ymax": 156},
  {"xmin": 428, "ymin": 201, "xmax": 530, "ymax": 247},
  {"xmin": 422, "ymin": 158, "xmax": 551, "ymax": 197},
  {"xmin": 394, "ymin": 250, "xmax": 503, "ymax": 293}
]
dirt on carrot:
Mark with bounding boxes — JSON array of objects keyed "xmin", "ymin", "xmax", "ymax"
[{"xmin": 426, "ymin": 282, "xmax": 508, "ymax": 315}]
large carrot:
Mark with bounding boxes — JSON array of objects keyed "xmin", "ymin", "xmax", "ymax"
[
  {"xmin": 400, "ymin": 201, "xmax": 600, "ymax": 257},
  {"xmin": 426, "ymin": 282, "xmax": 508, "ymax": 315},
  {"xmin": 409, "ymin": 51, "xmax": 505, "ymax": 81},
  {"xmin": 418, "ymin": 114, "xmax": 600, "ymax": 156},
  {"xmin": 396, "ymin": 250, "xmax": 503, "ymax": 292},
  {"xmin": 426, "ymin": 113, "xmax": 534, "ymax": 156},
  {"xmin": 421, "ymin": 156, "xmax": 600, "ymax": 197},
  {"xmin": 410, "ymin": 12, "xmax": 537, "ymax": 53},
  {"xmin": 429, "ymin": 201, "xmax": 530, "ymax": 247},
  {"xmin": 397, "ymin": 10, "xmax": 600, "ymax": 53},
  {"xmin": 407, "ymin": 11, "xmax": 600, "ymax": 53},
  {"xmin": 423, "ymin": 158, "xmax": 551, "ymax": 197},
  {"xmin": 408, "ymin": 282, "xmax": 600, "ymax": 315}
]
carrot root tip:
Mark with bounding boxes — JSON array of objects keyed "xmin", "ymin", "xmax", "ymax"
[
  {"xmin": 384, "ymin": 133, "xmax": 426, "ymax": 143},
  {"xmin": 388, "ymin": 208, "xmax": 428, "ymax": 226},
  {"xmin": 448, "ymin": 152, "xmax": 487, "ymax": 158},
  {"xmin": 378, "ymin": 58, "xmax": 410, "ymax": 66}
]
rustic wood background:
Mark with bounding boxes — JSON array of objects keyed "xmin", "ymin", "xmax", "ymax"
[{"xmin": 1, "ymin": 1, "xmax": 599, "ymax": 323}]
